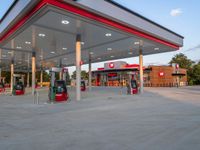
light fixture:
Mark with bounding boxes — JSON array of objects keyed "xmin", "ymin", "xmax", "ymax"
[
  {"xmin": 40, "ymin": 55, "xmax": 43, "ymax": 58},
  {"xmin": 18, "ymin": 62, "xmax": 22, "ymax": 64},
  {"xmin": 25, "ymin": 41, "xmax": 31, "ymax": 44},
  {"xmin": 90, "ymin": 52, "xmax": 94, "ymax": 55},
  {"xmin": 38, "ymin": 33, "xmax": 46, "ymax": 37},
  {"xmin": 8, "ymin": 51, "xmax": 12, "ymax": 54},
  {"xmin": 134, "ymin": 41, "xmax": 140, "ymax": 45},
  {"xmin": 16, "ymin": 46, "xmax": 22, "ymax": 49},
  {"xmin": 50, "ymin": 51, "xmax": 55, "ymax": 54},
  {"xmin": 98, "ymin": 58, "xmax": 101, "ymax": 60},
  {"xmin": 64, "ymin": 58, "xmax": 67, "ymax": 60},
  {"xmin": 129, "ymin": 52, "xmax": 133, "ymax": 55},
  {"xmin": 62, "ymin": 47, "xmax": 67, "ymax": 50},
  {"xmin": 105, "ymin": 33, "xmax": 112, "ymax": 37},
  {"xmin": 154, "ymin": 48, "xmax": 159, "ymax": 51},
  {"xmin": 110, "ymin": 55, "xmax": 114, "ymax": 58},
  {"xmin": 2, "ymin": 55, "xmax": 6, "ymax": 57},
  {"xmin": 61, "ymin": 20, "xmax": 69, "ymax": 25},
  {"xmin": 81, "ymin": 42, "xmax": 85, "ymax": 45},
  {"xmin": 107, "ymin": 48, "xmax": 112, "ymax": 51}
]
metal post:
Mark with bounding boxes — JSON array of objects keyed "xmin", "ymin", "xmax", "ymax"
[
  {"xmin": 0, "ymin": 48, "xmax": 2, "ymax": 82},
  {"xmin": 59, "ymin": 59, "xmax": 62, "ymax": 80},
  {"xmin": 76, "ymin": 34, "xmax": 81, "ymax": 101},
  {"xmin": 40, "ymin": 67, "xmax": 43, "ymax": 88},
  {"xmin": 88, "ymin": 53, "xmax": 92, "ymax": 91},
  {"xmin": 139, "ymin": 40, "xmax": 144, "ymax": 93}
]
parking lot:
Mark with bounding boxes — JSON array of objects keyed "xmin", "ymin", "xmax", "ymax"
[{"xmin": 0, "ymin": 86, "xmax": 200, "ymax": 150}]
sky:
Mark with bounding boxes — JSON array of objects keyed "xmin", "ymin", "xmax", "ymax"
[
  {"xmin": 71, "ymin": 0, "xmax": 200, "ymax": 74},
  {"xmin": 0, "ymin": 0, "xmax": 200, "ymax": 75}
]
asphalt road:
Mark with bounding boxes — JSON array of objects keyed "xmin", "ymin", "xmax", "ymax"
[{"xmin": 0, "ymin": 86, "xmax": 200, "ymax": 150}]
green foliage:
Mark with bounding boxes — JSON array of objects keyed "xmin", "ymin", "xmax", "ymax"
[
  {"xmin": 169, "ymin": 53, "xmax": 200, "ymax": 85},
  {"xmin": 71, "ymin": 70, "xmax": 88, "ymax": 80},
  {"xmin": 169, "ymin": 53, "xmax": 194, "ymax": 69}
]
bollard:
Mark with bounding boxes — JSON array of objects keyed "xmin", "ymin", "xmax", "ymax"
[
  {"xmin": 33, "ymin": 91, "xmax": 39, "ymax": 104},
  {"xmin": 36, "ymin": 91, "xmax": 39, "ymax": 104}
]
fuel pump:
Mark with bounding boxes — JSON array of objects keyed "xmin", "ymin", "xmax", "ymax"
[
  {"xmin": 81, "ymin": 80, "xmax": 86, "ymax": 91},
  {"xmin": 127, "ymin": 73, "xmax": 138, "ymax": 95},
  {"xmin": 13, "ymin": 74, "xmax": 25, "ymax": 95},
  {"xmin": 0, "ymin": 77, "xmax": 5, "ymax": 93},
  {"xmin": 48, "ymin": 67, "xmax": 69, "ymax": 102}
]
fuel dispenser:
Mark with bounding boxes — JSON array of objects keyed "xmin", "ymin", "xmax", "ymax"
[
  {"xmin": 127, "ymin": 73, "xmax": 138, "ymax": 95},
  {"xmin": 13, "ymin": 74, "xmax": 25, "ymax": 95},
  {"xmin": 81, "ymin": 80, "xmax": 86, "ymax": 91},
  {"xmin": 48, "ymin": 67, "xmax": 69, "ymax": 102}
]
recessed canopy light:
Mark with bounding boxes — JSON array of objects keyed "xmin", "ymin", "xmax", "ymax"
[
  {"xmin": 8, "ymin": 51, "xmax": 12, "ymax": 54},
  {"xmin": 154, "ymin": 48, "xmax": 159, "ymax": 50},
  {"xmin": 129, "ymin": 52, "xmax": 133, "ymax": 55},
  {"xmin": 90, "ymin": 52, "xmax": 94, "ymax": 55},
  {"xmin": 50, "ymin": 51, "xmax": 55, "ymax": 54},
  {"xmin": 107, "ymin": 48, "xmax": 112, "ymax": 51},
  {"xmin": 98, "ymin": 58, "xmax": 101, "ymax": 60},
  {"xmin": 110, "ymin": 55, "xmax": 114, "ymax": 58},
  {"xmin": 40, "ymin": 55, "xmax": 43, "ymax": 58},
  {"xmin": 2, "ymin": 55, "xmax": 6, "ymax": 57},
  {"xmin": 134, "ymin": 41, "xmax": 140, "ymax": 45},
  {"xmin": 64, "ymin": 58, "xmax": 67, "ymax": 60},
  {"xmin": 25, "ymin": 41, "xmax": 31, "ymax": 44},
  {"xmin": 81, "ymin": 42, "xmax": 85, "ymax": 45},
  {"xmin": 61, "ymin": 20, "xmax": 70, "ymax": 24},
  {"xmin": 62, "ymin": 47, "xmax": 67, "ymax": 50},
  {"xmin": 18, "ymin": 62, "xmax": 22, "ymax": 64},
  {"xmin": 16, "ymin": 46, "xmax": 22, "ymax": 49},
  {"xmin": 105, "ymin": 33, "xmax": 112, "ymax": 37},
  {"xmin": 38, "ymin": 33, "xmax": 46, "ymax": 37}
]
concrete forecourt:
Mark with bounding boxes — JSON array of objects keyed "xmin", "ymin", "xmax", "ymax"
[{"xmin": 0, "ymin": 86, "xmax": 200, "ymax": 150}]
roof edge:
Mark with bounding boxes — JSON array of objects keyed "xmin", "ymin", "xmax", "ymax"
[{"xmin": 105, "ymin": 0, "xmax": 184, "ymax": 39}]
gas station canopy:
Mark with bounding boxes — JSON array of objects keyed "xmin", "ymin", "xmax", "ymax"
[{"xmin": 0, "ymin": 0, "xmax": 184, "ymax": 70}]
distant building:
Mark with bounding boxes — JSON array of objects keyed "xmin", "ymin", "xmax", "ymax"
[{"xmin": 92, "ymin": 61, "xmax": 187, "ymax": 87}]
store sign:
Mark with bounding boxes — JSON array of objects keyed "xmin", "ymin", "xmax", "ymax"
[
  {"xmin": 159, "ymin": 71, "xmax": 164, "ymax": 77},
  {"xmin": 104, "ymin": 61, "xmax": 127, "ymax": 70},
  {"xmin": 108, "ymin": 73, "xmax": 117, "ymax": 77},
  {"xmin": 109, "ymin": 62, "xmax": 115, "ymax": 68}
]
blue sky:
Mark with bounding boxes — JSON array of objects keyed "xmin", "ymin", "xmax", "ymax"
[
  {"xmin": 0, "ymin": 0, "xmax": 200, "ymax": 74},
  {"xmin": 0, "ymin": 0, "xmax": 14, "ymax": 20}
]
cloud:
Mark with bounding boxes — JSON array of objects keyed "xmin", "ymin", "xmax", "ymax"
[{"xmin": 170, "ymin": 8, "xmax": 182, "ymax": 17}]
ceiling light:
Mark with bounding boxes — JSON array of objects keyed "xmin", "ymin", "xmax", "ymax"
[
  {"xmin": 8, "ymin": 51, "xmax": 12, "ymax": 54},
  {"xmin": 18, "ymin": 62, "xmax": 22, "ymax": 64},
  {"xmin": 2, "ymin": 55, "xmax": 6, "ymax": 57},
  {"xmin": 110, "ymin": 55, "xmax": 114, "ymax": 58},
  {"xmin": 64, "ymin": 58, "xmax": 67, "ymax": 60},
  {"xmin": 134, "ymin": 41, "xmax": 140, "ymax": 45},
  {"xmin": 50, "ymin": 51, "xmax": 55, "ymax": 54},
  {"xmin": 61, "ymin": 20, "xmax": 70, "ymax": 24},
  {"xmin": 90, "ymin": 52, "xmax": 94, "ymax": 55},
  {"xmin": 98, "ymin": 58, "xmax": 101, "ymax": 60},
  {"xmin": 129, "ymin": 52, "xmax": 133, "ymax": 55},
  {"xmin": 40, "ymin": 55, "xmax": 43, "ymax": 58},
  {"xmin": 62, "ymin": 47, "xmax": 67, "ymax": 50},
  {"xmin": 107, "ymin": 48, "xmax": 112, "ymax": 51},
  {"xmin": 105, "ymin": 33, "xmax": 112, "ymax": 37},
  {"xmin": 16, "ymin": 46, "xmax": 22, "ymax": 49},
  {"xmin": 154, "ymin": 48, "xmax": 159, "ymax": 50},
  {"xmin": 25, "ymin": 41, "xmax": 31, "ymax": 44},
  {"xmin": 38, "ymin": 33, "xmax": 46, "ymax": 37},
  {"xmin": 81, "ymin": 42, "xmax": 85, "ymax": 45}
]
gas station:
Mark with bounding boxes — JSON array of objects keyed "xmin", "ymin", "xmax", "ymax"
[{"xmin": 0, "ymin": 0, "xmax": 184, "ymax": 101}]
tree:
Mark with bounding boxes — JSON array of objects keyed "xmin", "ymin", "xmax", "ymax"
[
  {"xmin": 169, "ymin": 53, "xmax": 194, "ymax": 69},
  {"xmin": 191, "ymin": 62, "xmax": 200, "ymax": 85},
  {"xmin": 71, "ymin": 70, "xmax": 88, "ymax": 80}
]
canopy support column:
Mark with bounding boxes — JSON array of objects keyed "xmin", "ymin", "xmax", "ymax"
[
  {"xmin": 76, "ymin": 34, "xmax": 81, "ymax": 101},
  {"xmin": 27, "ymin": 54, "xmax": 30, "ymax": 87},
  {"xmin": 10, "ymin": 40, "xmax": 14, "ymax": 94},
  {"xmin": 32, "ymin": 27, "xmax": 36, "ymax": 95},
  {"xmin": 88, "ymin": 53, "xmax": 92, "ymax": 91},
  {"xmin": 139, "ymin": 41, "xmax": 144, "ymax": 93}
]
